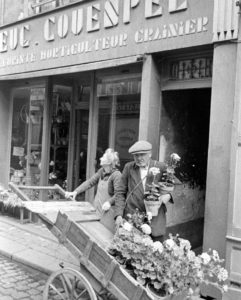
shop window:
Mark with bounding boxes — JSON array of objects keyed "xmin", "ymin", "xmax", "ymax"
[
  {"xmin": 10, "ymin": 87, "xmax": 44, "ymax": 186},
  {"xmin": 48, "ymin": 85, "xmax": 71, "ymax": 188},
  {"xmin": 96, "ymin": 77, "xmax": 141, "ymax": 170}
]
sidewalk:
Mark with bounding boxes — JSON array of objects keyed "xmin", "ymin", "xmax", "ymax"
[{"xmin": 0, "ymin": 214, "xmax": 80, "ymax": 277}]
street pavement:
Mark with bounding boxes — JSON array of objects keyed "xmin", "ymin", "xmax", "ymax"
[
  {"xmin": 0, "ymin": 253, "xmax": 48, "ymax": 300},
  {"xmin": 0, "ymin": 214, "xmax": 80, "ymax": 298}
]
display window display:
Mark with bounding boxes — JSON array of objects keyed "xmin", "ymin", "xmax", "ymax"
[{"xmin": 10, "ymin": 87, "xmax": 44, "ymax": 186}]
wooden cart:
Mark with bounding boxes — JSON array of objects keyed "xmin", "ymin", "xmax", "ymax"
[
  {"xmin": 8, "ymin": 183, "xmax": 221, "ymax": 300},
  {"xmin": 39, "ymin": 210, "xmax": 155, "ymax": 300},
  {"xmin": 8, "ymin": 183, "xmax": 155, "ymax": 300}
]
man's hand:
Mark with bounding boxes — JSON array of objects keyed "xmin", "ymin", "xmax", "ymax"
[
  {"xmin": 115, "ymin": 216, "xmax": 123, "ymax": 229},
  {"xmin": 102, "ymin": 201, "xmax": 111, "ymax": 211},
  {"xmin": 159, "ymin": 193, "xmax": 171, "ymax": 205},
  {"xmin": 65, "ymin": 191, "xmax": 77, "ymax": 201}
]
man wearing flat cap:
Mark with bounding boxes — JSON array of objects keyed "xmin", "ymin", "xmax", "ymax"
[{"xmin": 114, "ymin": 140, "xmax": 173, "ymax": 241}]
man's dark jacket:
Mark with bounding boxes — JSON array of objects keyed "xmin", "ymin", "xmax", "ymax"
[{"xmin": 114, "ymin": 159, "xmax": 173, "ymax": 237}]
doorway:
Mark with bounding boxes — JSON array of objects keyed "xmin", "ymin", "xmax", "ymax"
[{"xmin": 161, "ymin": 88, "xmax": 211, "ymax": 249}]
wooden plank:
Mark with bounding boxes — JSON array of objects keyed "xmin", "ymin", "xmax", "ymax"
[
  {"xmin": 17, "ymin": 185, "xmax": 56, "ymax": 190},
  {"xmin": 54, "ymin": 184, "xmax": 68, "ymax": 197},
  {"xmin": 23, "ymin": 200, "xmax": 96, "ymax": 211},
  {"xmin": 80, "ymin": 222, "xmax": 113, "ymax": 249}
]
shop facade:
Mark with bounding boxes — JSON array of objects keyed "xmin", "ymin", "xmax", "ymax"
[{"xmin": 0, "ymin": 0, "xmax": 241, "ymax": 298}]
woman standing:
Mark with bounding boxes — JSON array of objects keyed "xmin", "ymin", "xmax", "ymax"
[{"xmin": 65, "ymin": 148, "xmax": 121, "ymax": 232}]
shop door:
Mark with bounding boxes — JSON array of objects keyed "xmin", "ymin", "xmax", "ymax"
[{"xmin": 161, "ymin": 88, "xmax": 211, "ymax": 249}]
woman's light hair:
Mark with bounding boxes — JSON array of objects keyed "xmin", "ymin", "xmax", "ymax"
[{"xmin": 100, "ymin": 148, "xmax": 120, "ymax": 167}]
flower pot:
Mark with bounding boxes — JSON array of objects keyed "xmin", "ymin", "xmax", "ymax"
[
  {"xmin": 158, "ymin": 183, "xmax": 174, "ymax": 194},
  {"xmin": 144, "ymin": 200, "xmax": 161, "ymax": 216},
  {"xmin": 146, "ymin": 284, "xmax": 170, "ymax": 300},
  {"xmin": 146, "ymin": 284, "xmax": 190, "ymax": 300}
]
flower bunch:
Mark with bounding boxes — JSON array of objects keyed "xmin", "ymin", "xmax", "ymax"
[
  {"xmin": 108, "ymin": 209, "xmax": 152, "ymax": 269},
  {"xmin": 161, "ymin": 153, "xmax": 181, "ymax": 185},
  {"xmin": 144, "ymin": 167, "xmax": 162, "ymax": 202},
  {"xmin": 109, "ymin": 227, "xmax": 229, "ymax": 297},
  {"xmin": 126, "ymin": 208, "xmax": 152, "ymax": 235},
  {"xmin": 133, "ymin": 234, "xmax": 228, "ymax": 296}
]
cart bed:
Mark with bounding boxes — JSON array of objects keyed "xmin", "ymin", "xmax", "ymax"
[{"xmin": 39, "ymin": 211, "xmax": 154, "ymax": 300}]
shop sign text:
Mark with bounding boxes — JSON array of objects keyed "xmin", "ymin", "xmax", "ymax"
[{"xmin": 0, "ymin": 0, "xmax": 212, "ymax": 73}]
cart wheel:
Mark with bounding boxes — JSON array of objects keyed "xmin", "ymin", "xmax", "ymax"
[{"xmin": 43, "ymin": 268, "xmax": 97, "ymax": 300}]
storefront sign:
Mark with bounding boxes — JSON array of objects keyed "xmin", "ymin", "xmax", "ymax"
[
  {"xmin": 0, "ymin": 0, "xmax": 213, "ymax": 76},
  {"xmin": 170, "ymin": 57, "xmax": 213, "ymax": 80},
  {"xmin": 97, "ymin": 79, "xmax": 141, "ymax": 96}
]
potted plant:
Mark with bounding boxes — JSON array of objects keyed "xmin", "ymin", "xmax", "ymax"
[
  {"xmin": 159, "ymin": 153, "xmax": 181, "ymax": 193},
  {"xmin": 144, "ymin": 153, "xmax": 181, "ymax": 216}
]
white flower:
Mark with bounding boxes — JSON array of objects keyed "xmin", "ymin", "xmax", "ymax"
[
  {"xmin": 152, "ymin": 241, "xmax": 163, "ymax": 254},
  {"xmin": 49, "ymin": 160, "xmax": 55, "ymax": 166},
  {"xmin": 146, "ymin": 211, "xmax": 152, "ymax": 221},
  {"xmin": 197, "ymin": 270, "xmax": 204, "ymax": 279},
  {"xmin": 149, "ymin": 167, "xmax": 160, "ymax": 176},
  {"xmin": 223, "ymin": 285, "xmax": 228, "ymax": 292},
  {"xmin": 165, "ymin": 238, "xmax": 176, "ymax": 249},
  {"xmin": 217, "ymin": 268, "xmax": 228, "ymax": 281},
  {"xmin": 142, "ymin": 237, "xmax": 153, "ymax": 247},
  {"xmin": 212, "ymin": 250, "xmax": 220, "ymax": 261},
  {"xmin": 140, "ymin": 224, "xmax": 152, "ymax": 235},
  {"xmin": 179, "ymin": 238, "xmax": 191, "ymax": 250},
  {"xmin": 188, "ymin": 288, "xmax": 194, "ymax": 295},
  {"xmin": 200, "ymin": 252, "xmax": 211, "ymax": 265},
  {"xmin": 194, "ymin": 257, "xmax": 202, "ymax": 268},
  {"xmin": 170, "ymin": 153, "xmax": 181, "ymax": 161},
  {"xmin": 187, "ymin": 250, "xmax": 196, "ymax": 261},
  {"xmin": 168, "ymin": 286, "xmax": 174, "ymax": 295},
  {"xmin": 122, "ymin": 222, "xmax": 133, "ymax": 232},
  {"xmin": 49, "ymin": 172, "xmax": 57, "ymax": 180},
  {"xmin": 173, "ymin": 245, "xmax": 184, "ymax": 257}
]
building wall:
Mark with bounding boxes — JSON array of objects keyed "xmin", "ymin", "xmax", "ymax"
[
  {"xmin": 203, "ymin": 43, "xmax": 237, "ymax": 257},
  {"xmin": 0, "ymin": 83, "xmax": 11, "ymax": 188}
]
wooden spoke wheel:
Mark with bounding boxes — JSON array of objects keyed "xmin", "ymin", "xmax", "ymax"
[{"xmin": 43, "ymin": 268, "xmax": 97, "ymax": 300}]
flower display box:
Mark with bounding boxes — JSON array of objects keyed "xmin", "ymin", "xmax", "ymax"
[{"xmin": 108, "ymin": 210, "xmax": 229, "ymax": 300}]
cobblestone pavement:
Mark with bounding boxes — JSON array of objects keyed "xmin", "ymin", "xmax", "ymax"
[{"xmin": 0, "ymin": 253, "xmax": 52, "ymax": 300}]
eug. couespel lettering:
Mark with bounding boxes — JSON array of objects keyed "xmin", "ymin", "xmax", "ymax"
[{"xmin": 0, "ymin": 0, "xmax": 188, "ymax": 53}]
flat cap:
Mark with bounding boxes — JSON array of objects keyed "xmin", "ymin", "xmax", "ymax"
[{"xmin": 128, "ymin": 140, "xmax": 152, "ymax": 154}]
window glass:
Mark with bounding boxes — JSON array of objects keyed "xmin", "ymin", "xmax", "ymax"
[
  {"xmin": 96, "ymin": 77, "xmax": 141, "ymax": 170},
  {"xmin": 10, "ymin": 87, "xmax": 44, "ymax": 186}
]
